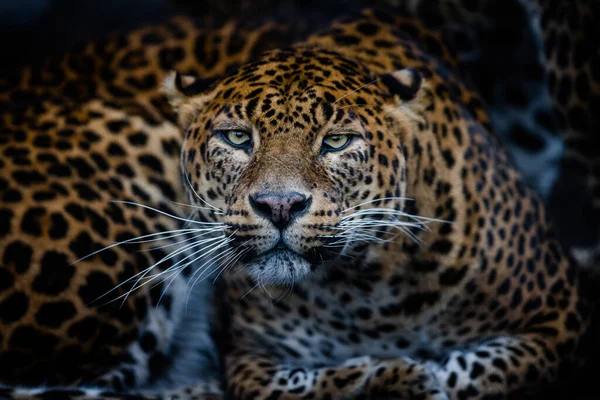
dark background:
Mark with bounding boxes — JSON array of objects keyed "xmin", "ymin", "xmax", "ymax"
[
  {"xmin": 0, "ymin": 0, "xmax": 362, "ymax": 75},
  {"xmin": 0, "ymin": 0, "xmax": 170, "ymax": 73}
]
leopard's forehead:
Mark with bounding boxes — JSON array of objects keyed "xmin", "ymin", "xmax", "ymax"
[{"xmin": 210, "ymin": 48, "xmax": 386, "ymax": 105}]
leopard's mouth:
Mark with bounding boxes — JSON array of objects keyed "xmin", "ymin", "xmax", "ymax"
[
  {"xmin": 242, "ymin": 247, "xmax": 312, "ymax": 286},
  {"xmin": 240, "ymin": 237, "xmax": 338, "ymax": 265},
  {"xmin": 235, "ymin": 237, "xmax": 339, "ymax": 285},
  {"xmin": 238, "ymin": 238, "xmax": 304, "ymax": 265}
]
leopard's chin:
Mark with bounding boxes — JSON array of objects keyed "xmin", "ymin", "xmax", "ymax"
[{"xmin": 244, "ymin": 248, "xmax": 312, "ymax": 286}]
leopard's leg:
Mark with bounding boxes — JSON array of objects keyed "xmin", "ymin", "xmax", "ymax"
[
  {"xmin": 226, "ymin": 330, "xmax": 569, "ymax": 399},
  {"xmin": 225, "ymin": 349, "xmax": 446, "ymax": 400},
  {"xmin": 431, "ymin": 333, "xmax": 564, "ymax": 399}
]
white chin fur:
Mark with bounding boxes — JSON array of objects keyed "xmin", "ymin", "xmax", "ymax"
[{"xmin": 245, "ymin": 249, "xmax": 312, "ymax": 286}]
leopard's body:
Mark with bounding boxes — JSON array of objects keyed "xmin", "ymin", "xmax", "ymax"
[{"xmin": 0, "ymin": 1, "xmax": 596, "ymax": 399}]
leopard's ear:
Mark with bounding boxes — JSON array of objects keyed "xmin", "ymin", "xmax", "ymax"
[
  {"xmin": 161, "ymin": 71, "xmax": 216, "ymax": 129},
  {"xmin": 380, "ymin": 67, "xmax": 431, "ymax": 123},
  {"xmin": 380, "ymin": 67, "xmax": 423, "ymax": 102}
]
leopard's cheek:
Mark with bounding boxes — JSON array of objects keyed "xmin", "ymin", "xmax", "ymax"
[
  {"xmin": 322, "ymin": 146, "xmax": 374, "ymax": 210},
  {"xmin": 343, "ymin": 138, "xmax": 406, "ymax": 211},
  {"xmin": 182, "ymin": 137, "xmax": 249, "ymax": 221}
]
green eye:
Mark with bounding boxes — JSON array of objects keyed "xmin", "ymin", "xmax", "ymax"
[
  {"xmin": 322, "ymin": 135, "xmax": 351, "ymax": 151},
  {"xmin": 223, "ymin": 130, "xmax": 251, "ymax": 147}
]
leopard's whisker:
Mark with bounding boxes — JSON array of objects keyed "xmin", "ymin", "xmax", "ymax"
[
  {"xmin": 186, "ymin": 242, "xmax": 249, "ymax": 310},
  {"xmin": 400, "ymin": 225, "xmax": 426, "ymax": 245},
  {"xmin": 170, "ymin": 200, "xmax": 225, "ymax": 215},
  {"xmin": 119, "ymin": 235, "xmax": 228, "ymax": 302},
  {"xmin": 210, "ymin": 250, "xmax": 241, "ymax": 284},
  {"xmin": 212, "ymin": 244, "xmax": 252, "ymax": 284},
  {"xmin": 110, "ymin": 234, "xmax": 232, "ymax": 307},
  {"xmin": 83, "ymin": 230, "xmax": 224, "ymax": 304},
  {"xmin": 341, "ymin": 197, "xmax": 413, "ymax": 212},
  {"xmin": 157, "ymin": 235, "xmax": 230, "ymax": 279},
  {"xmin": 325, "ymin": 218, "xmax": 427, "ymax": 236},
  {"xmin": 129, "ymin": 230, "xmax": 215, "ymax": 245},
  {"xmin": 72, "ymin": 227, "xmax": 216, "ymax": 265},
  {"xmin": 152, "ymin": 234, "xmax": 236, "ymax": 308},
  {"xmin": 326, "ymin": 233, "xmax": 382, "ymax": 246},
  {"xmin": 109, "ymin": 200, "xmax": 226, "ymax": 226},
  {"xmin": 184, "ymin": 171, "xmax": 223, "ymax": 213},
  {"xmin": 331, "ymin": 225, "xmax": 397, "ymax": 236},
  {"xmin": 185, "ymin": 245, "xmax": 249, "ymax": 305},
  {"xmin": 342, "ymin": 208, "xmax": 449, "ymax": 224},
  {"xmin": 183, "ymin": 246, "xmax": 238, "ymax": 311},
  {"xmin": 184, "ymin": 229, "xmax": 238, "ymax": 288},
  {"xmin": 332, "ymin": 78, "xmax": 379, "ymax": 105},
  {"xmin": 225, "ymin": 248, "xmax": 250, "ymax": 275},
  {"xmin": 319, "ymin": 207, "xmax": 442, "ymax": 247},
  {"xmin": 337, "ymin": 220, "xmax": 427, "ymax": 231},
  {"xmin": 324, "ymin": 249, "xmax": 354, "ymax": 260},
  {"xmin": 155, "ymin": 263, "xmax": 187, "ymax": 308},
  {"xmin": 274, "ymin": 275, "xmax": 294, "ymax": 303},
  {"xmin": 185, "ymin": 245, "xmax": 236, "ymax": 296},
  {"xmin": 140, "ymin": 230, "xmax": 223, "ymax": 252},
  {"xmin": 92, "ymin": 234, "xmax": 228, "ymax": 307},
  {"xmin": 343, "ymin": 216, "xmax": 437, "ymax": 229},
  {"xmin": 240, "ymin": 282, "xmax": 261, "ymax": 300},
  {"xmin": 203, "ymin": 241, "xmax": 247, "ymax": 282},
  {"xmin": 257, "ymin": 273, "xmax": 274, "ymax": 300}
]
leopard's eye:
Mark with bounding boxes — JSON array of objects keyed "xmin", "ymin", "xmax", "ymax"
[
  {"xmin": 322, "ymin": 134, "xmax": 352, "ymax": 152},
  {"xmin": 221, "ymin": 130, "xmax": 251, "ymax": 148}
]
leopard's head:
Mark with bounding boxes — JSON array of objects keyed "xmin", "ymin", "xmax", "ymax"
[{"xmin": 163, "ymin": 48, "xmax": 429, "ymax": 286}]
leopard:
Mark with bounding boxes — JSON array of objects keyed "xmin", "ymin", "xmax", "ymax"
[
  {"xmin": 0, "ymin": 0, "xmax": 596, "ymax": 399},
  {"xmin": 159, "ymin": 6, "xmax": 589, "ymax": 400}
]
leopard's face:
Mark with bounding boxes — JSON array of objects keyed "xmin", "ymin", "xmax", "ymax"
[{"xmin": 165, "ymin": 49, "xmax": 427, "ymax": 286}]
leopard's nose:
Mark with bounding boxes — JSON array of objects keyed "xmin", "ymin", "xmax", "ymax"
[{"xmin": 249, "ymin": 191, "xmax": 312, "ymax": 230}]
